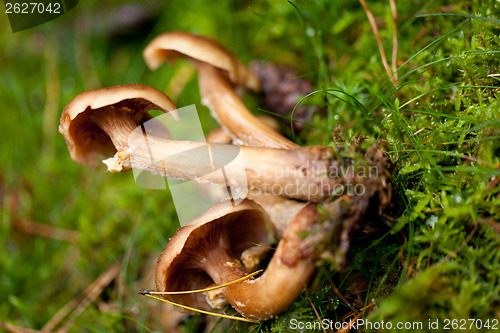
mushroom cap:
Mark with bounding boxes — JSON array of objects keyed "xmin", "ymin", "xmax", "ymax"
[
  {"xmin": 143, "ymin": 31, "xmax": 260, "ymax": 92},
  {"xmin": 155, "ymin": 199, "xmax": 273, "ymax": 311},
  {"xmin": 59, "ymin": 84, "xmax": 176, "ymax": 167}
]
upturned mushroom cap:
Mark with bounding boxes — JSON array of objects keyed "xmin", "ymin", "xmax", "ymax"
[
  {"xmin": 143, "ymin": 31, "xmax": 260, "ymax": 92},
  {"xmin": 59, "ymin": 84, "xmax": 177, "ymax": 167},
  {"xmin": 155, "ymin": 199, "xmax": 273, "ymax": 311}
]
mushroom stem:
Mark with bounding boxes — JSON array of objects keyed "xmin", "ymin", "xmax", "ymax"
[
  {"xmin": 142, "ymin": 32, "xmax": 296, "ymax": 148},
  {"xmin": 197, "ymin": 61, "xmax": 298, "ymax": 149},
  {"xmin": 200, "ymin": 245, "xmax": 314, "ymax": 321},
  {"xmin": 107, "ymin": 134, "xmax": 343, "ymax": 202},
  {"xmin": 205, "ymin": 116, "xmax": 280, "ymax": 144}
]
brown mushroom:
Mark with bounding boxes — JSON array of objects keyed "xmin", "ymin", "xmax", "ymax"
[
  {"xmin": 155, "ymin": 198, "xmax": 344, "ymax": 321},
  {"xmin": 248, "ymin": 192, "xmax": 306, "ymax": 237},
  {"xmin": 197, "ymin": 61, "xmax": 298, "ymax": 148},
  {"xmin": 143, "ymin": 32, "xmax": 297, "ymax": 148},
  {"xmin": 143, "ymin": 31, "xmax": 260, "ymax": 92},
  {"xmin": 60, "ymin": 85, "xmax": 354, "ymax": 202},
  {"xmin": 58, "ymin": 84, "xmax": 177, "ymax": 167}
]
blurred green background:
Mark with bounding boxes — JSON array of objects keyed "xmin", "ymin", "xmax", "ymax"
[{"xmin": 1, "ymin": 0, "xmax": 499, "ymax": 332}]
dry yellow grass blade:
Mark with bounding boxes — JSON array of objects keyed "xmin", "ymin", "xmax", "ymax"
[
  {"xmin": 140, "ymin": 270, "xmax": 264, "ymax": 323},
  {"xmin": 143, "ymin": 294, "xmax": 259, "ymax": 323},
  {"xmin": 42, "ymin": 261, "xmax": 121, "ymax": 332},
  {"xmin": 141, "ymin": 269, "xmax": 262, "ymax": 295}
]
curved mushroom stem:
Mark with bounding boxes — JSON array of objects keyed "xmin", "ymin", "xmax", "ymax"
[
  {"xmin": 107, "ymin": 134, "xmax": 344, "ymax": 202},
  {"xmin": 197, "ymin": 202, "xmax": 341, "ymax": 321},
  {"xmin": 205, "ymin": 115, "xmax": 281, "ymax": 144},
  {"xmin": 197, "ymin": 61, "xmax": 298, "ymax": 149},
  {"xmin": 142, "ymin": 32, "xmax": 295, "ymax": 149},
  {"xmin": 60, "ymin": 85, "xmax": 352, "ymax": 202}
]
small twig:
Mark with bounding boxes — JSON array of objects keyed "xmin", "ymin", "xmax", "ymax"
[
  {"xmin": 139, "ymin": 269, "xmax": 263, "ymax": 295},
  {"xmin": 445, "ymin": 223, "xmax": 478, "ymax": 260},
  {"xmin": 484, "ymin": 177, "xmax": 500, "ymax": 199},
  {"xmin": 460, "ymin": 154, "xmax": 490, "ymax": 166},
  {"xmin": 142, "ymin": 294, "xmax": 259, "ymax": 323},
  {"xmin": 1, "ymin": 322, "xmax": 41, "ymax": 333},
  {"xmin": 461, "ymin": 154, "xmax": 478, "ymax": 163},
  {"xmin": 340, "ymin": 310, "xmax": 355, "ymax": 321},
  {"xmin": 411, "ymin": 127, "xmax": 427, "ymax": 137},
  {"xmin": 251, "ymin": 242, "xmax": 276, "ymax": 250},
  {"xmin": 139, "ymin": 270, "xmax": 264, "ymax": 323},
  {"xmin": 411, "ymin": 26, "xmax": 428, "ymax": 46},
  {"xmin": 42, "ymin": 261, "xmax": 121, "ymax": 332},
  {"xmin": 9, "ymin": 190, "xmax": 78, "ymax": 243},
  {"xmin": 14, "ymin": 219, "xmax": 78, "ymax": 243},
  {"xmin": 338, "ymin": 304, "xmax": 373, "ymax": 333},
  {"xmin": 42, "ymin": 36, "xmax": 60, "ymax": 155},
  {"xmin": 331, "ymin": 283, "xmax": 351, "ymax": 307},
  {"xmin": 432, "ymin": 192, "xmax": 444, "ymax": 208},
  {"xmin": 389, "ymin": 0, "xmax": 398, "ymax": 82},
  {"xmin": 59, "ymin": 262, "xmax": 120, "ymax": 332},
  {"xmin": 423, "ymin": 208, "xmax": 443, "ymax": 214},
  {"xmin": 308, "ymin": 297, "xmax": 329, "ymax": 333},
  {"xmin": 74, "ymin": 17, "xmax": 101, "ymax": 90},
  {"xmin": 398, "ymin": 233, "xmax": 415, "ymax": 281},
  {"xmin": 478, "ymin": 218, "xmax": 500, "ymax": 234},
  {"xmin": 359, "ymin": 0, "xmax": 395, "ymax": 85}
]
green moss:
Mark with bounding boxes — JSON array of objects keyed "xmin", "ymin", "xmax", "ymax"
[{"xmin": 0, "ymin": 0, "xmax": 498, "ymax": 332}]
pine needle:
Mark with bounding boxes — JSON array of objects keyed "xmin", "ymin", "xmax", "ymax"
[
  {"xmin": 359, "ymin": 0, "xmax": 395, "ymax": 85},
  {"xmin": 139, "ymin": 269, "xmax": 262, "ymax": 295},
  {"xmin": 139, "ymin": 270, "xmax": 264, "ymax": 323},
  {"xmin": 142, "ymin": 294, "xmax": 259, "ymax": 323},
  {"xmin": 390, "ymin": 0, "xmax": 399, "ymax": 82}
]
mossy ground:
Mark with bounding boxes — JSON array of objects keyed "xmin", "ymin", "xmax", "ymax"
[{"xmin": 0, "ymin": 1, "xmax": 498, "ymax": 332}]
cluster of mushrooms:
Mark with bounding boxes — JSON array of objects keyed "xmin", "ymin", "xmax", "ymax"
[{"xmin": 59, "ymin": 32, "xmax": 392, "ymax": 322}]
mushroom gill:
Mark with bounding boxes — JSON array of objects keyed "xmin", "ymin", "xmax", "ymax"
[
  {"xmin": 155, "ymin": 199, "xmax": 345, "ymax": 321},
  {"xmin": 60, "ymin": 84, "xmax": 360, "ymax": 202}
]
